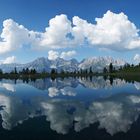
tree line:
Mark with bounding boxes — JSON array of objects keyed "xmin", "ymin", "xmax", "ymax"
[
  {"xmin": 0, "ymin": 62, "xmax": 139, "ymax": 76},
  {"xmin": 0, "ymin": 68, "xmax": 37, "ymax": 75}
]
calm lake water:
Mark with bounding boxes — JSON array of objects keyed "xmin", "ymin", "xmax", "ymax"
[{"xmin": 0, "ymin": 76, "xmax": 140, "ymax": 140}]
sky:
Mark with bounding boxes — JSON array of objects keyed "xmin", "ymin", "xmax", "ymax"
[{"xmin": 0, "ymin": 0, "xmax": 140, "ymax": 64}]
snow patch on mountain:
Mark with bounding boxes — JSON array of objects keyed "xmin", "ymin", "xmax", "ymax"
[{"xmin": 0, "ymin": 56, "xmax": 126, "ymax": 73}]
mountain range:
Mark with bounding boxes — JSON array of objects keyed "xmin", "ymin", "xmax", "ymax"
[{"xmin": 0, "ymin": 56, "xmax": 126, "ymax": 73}]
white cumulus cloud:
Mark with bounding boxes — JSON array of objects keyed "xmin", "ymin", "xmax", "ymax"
[
  {"xmin": 40, "ymin": 14, "xmax": 72, "ymax": 49},
  {"xmin": 72, "ymin": 10, "xmax": 140, "ymax": 51},
  {"xmin": 48, "ymin": 50, "xmax": 76, "ymax": 60},
  {"xmin": 1, "ymin": 11, "xmax": 140, "ymax": 53},
  {"xmin": 60, "ymin": 50, "xmax": 76, "ymax": 59},
  {"xmin": 48, "ymin": 50, "xmax": 59, "ymax": 60},
  {"xmin": 0, "ymin": 56, "xmax": 16, "ymax": 64},
  {"xmin": 0, "ymin": 19, "xmax": 32, "ymax": 54}
]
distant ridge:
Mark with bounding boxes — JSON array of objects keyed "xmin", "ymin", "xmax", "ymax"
[{"xmin": 0, "ymin": 56, "xmax": 126, "ymax": 73}]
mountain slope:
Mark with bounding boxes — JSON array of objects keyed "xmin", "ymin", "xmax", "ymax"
[
  {"xmin": 79, "ymin": 56, "xmax": 126, "ymax": 72},
  {"xmin": 0, "ymin": 56, "xmax": 126, "ymax": 73}
]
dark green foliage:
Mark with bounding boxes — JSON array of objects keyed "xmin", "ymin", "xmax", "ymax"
[
  {"xmin": 19, "ymin": 68, "xmax": 37, "ymax": 75},
  {"xmin": 30, "ymin": 69, "xmax": 37, "ymax": 74},
  {"xmin": 0, "ymin": 60, "xmax": 140, "ymax": 79},
  {"xmin": 117, "ymin": 63, "xmax": 140, "ymax": 73},
  {"xmin": 25, "ymin": 68, "xmax": 29, "ymax": 74},
  {"xmin": 103, "ymin": 67, "xmax": 108, "ymax": 73},
  {"xmin": 80, "ymin": 69, "xmax": 83, "ymax": 74},
  {"xmin": 109, "ymin": 63, "xmax": 113, "ymax": 73},
  {"xmin": 51, "ymin": 68, "xmax": 57, "ymax": 75},
  {"xmin": 60, "ymin": 69, "xmax": 65, "ymax": 75},
  {"xmin": 89, "ymin": 67, "xmax": 93, "ymax": 74},
  {"xmin": 14, "ymin": 67, "xmax": 17, "ymax": 74},
  {"xmin": 0, "ymin": 69, "xmax": 3, "ymax": 75}
]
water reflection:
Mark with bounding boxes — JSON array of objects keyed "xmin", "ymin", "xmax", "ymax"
[
  {"xmin": 0, "ymin": 76, "xmax": 128, "ymax": 92},
  {"xmin": 0, "ymin": 77, "xmax": 140, "ymax": 136},
  {"xmin": 79, "ymin": 76, "xmax": 126, "ymax": 89},
  {"xmin": 48, "ymin": 87, "xmax": 76, "ymax": 97},
  {"xmin": 0, "ymin": 92, "xmax": 140, "ymax": 135},
  {"xmin": 134, "ymin": 82, "xmax": 140, "ymax": 90},
  {"xmin": 41, "ymin": 94, "xmax": 140, "ymax": 135},
  {"xmin": 0, "ymin": 83, "xmax": 15, "ymax": 92}
]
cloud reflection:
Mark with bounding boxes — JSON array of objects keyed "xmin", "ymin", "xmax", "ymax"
[
  {"xmin": 0, "ymin": 92, "xmax": 139, "ymax": 135},
  {"xmin": 0, "ymin": 77, "xmax": 140, "ymax": 135},
  {"xmin": 0, "ymin": 83, "xmax": 15, "ymax": 92}
]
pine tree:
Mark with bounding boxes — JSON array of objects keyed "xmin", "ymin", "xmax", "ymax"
[
  {"xmin": 14, "ymin": 67, "xmax": 17, "ymax": 74},
  {"xmin": 89, "ymin": 67, "xmax": 93, "ymax": 74},
  {"xmin": 25, "ymin": 68, "xmax": 29, "ymax": 74},
  {"xmin": 51, "ymin": 68, "xmax": 56, "ymax": 75},
  {"xmin": 103, "ymin": 67, "xmax": 107, "ymax": 73},
  {"xmin": 0, "ymin": 69, "xmax": 3, "ymax": 75},
  {"xmin": 109, "ymin": 63, "xmax": 113, "ymax": 73}
]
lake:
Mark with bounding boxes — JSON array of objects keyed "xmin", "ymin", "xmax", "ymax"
[{"xmin": 0, "ymin": 76, "xmax": 140, "ymax": 140}]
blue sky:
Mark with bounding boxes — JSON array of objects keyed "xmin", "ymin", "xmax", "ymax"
[{"xmin": 0, "ymin": 0, "xmax": 140, "ymax": 63}]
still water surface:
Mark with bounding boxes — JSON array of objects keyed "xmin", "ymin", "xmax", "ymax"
[{"xmin": 0, "ymin": 76, "xmax": 140, "ymax": 140}]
